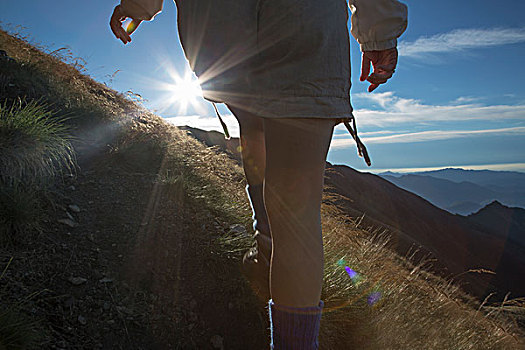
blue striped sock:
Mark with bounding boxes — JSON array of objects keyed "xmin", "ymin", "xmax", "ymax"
[{"xmin": 269, "ymin": 299, "xmax": 324, "ymax": 349}]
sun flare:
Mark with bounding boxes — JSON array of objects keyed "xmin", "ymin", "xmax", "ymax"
[
  {"xmin": 164, "ymin": 71, "xmax": 203, "ymax": 113},
  {"xmin": 147, "ymin": 62, "xmax": 206, "ymax": 116}
]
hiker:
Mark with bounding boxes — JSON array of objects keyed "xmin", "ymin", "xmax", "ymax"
[{"xmin": 110, "ymin": 0, "xmax": 407, "ymax": 348}]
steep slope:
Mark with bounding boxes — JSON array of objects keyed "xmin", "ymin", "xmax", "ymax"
[
  {"xmin": 324, "ymin": 164, "xmax": 525, "ymax": 299},
  {"xmin": 181, "ymin": 125, "xmax": 525, "ymax": 299},
  {"xmin": 2, "ymin": 28, "xmax": 523, "ymax": 349}
]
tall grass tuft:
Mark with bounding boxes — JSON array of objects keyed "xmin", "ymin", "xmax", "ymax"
[
  {"xmin": 0, "ymin": 99, "xmax": 75, "ymax": 185},
  {"xmin": 0, "ymin": 99, "xmax": 75, "ymax": 242}
]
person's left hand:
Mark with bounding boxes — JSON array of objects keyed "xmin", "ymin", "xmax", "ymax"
[
  {"xmin": 360, "ymin": 47, "xmax": 398, "ymax": 92},
  {"xmin": 110, "ymin": 5, "xmax": 142, "ymax": 45}
]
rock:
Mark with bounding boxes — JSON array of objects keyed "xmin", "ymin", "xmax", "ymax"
[
  {"xmin": 78, "ymin": 315, "xmax": 87, "ymax": 325},
  {"xmin": 210, "ymin": 335, "xmax": 224, "ymax": 349},
  {"xmin": 66, "ymin": 211, "xmax": 74, "ymax": 220},
  {"xmin": 58, "ymin": 218, "xmax": 77, "ymax": 228},
  {"xmin": 229, "ymin": 224, "xmax": 247, "ymax": 236},
  {"xmin": 68, "ymin": 204, "xmax": 81, "ymax": 213},
  {"xmin": 68, "ymin": 277, "xmax": 87, "ymax": 286}
]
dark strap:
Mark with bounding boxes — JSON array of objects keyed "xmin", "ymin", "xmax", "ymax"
[
  {"xmin": 343, "ymin": 112, "xmax": 371, "ymax": 166},
  {"xmin": 212, "ymin": 103, "xmax": 230, "ymax": 140}
]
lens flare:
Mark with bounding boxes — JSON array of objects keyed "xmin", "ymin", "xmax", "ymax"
[
  {"xmin": 367, "ymin": 291, "xmax": 382, "ymax": 306},
  {"xmin": 345, "ymin": 266, "xmax": 363, "ymax": 285}
]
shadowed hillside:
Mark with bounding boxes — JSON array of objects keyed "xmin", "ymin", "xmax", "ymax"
[
  {"xmin": 1, "ymin": 28, "xmax": 524, "ymax": 349},
  {"xmin": 181, "ymin": 127, "xmax": 525, "ymax": 301},
  {"xmin": 323, "ymin": 165, "xmax": 525, "ymax": 300}
]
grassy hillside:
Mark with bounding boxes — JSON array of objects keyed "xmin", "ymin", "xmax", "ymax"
[{"xmin": 0, "ymin": 27, "xmax": 523, "ymax": 349}]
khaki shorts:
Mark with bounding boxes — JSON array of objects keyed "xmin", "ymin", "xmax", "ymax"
[{"xmin": 176, "ymin": 0, "xmax": 353, "ymax": 119}]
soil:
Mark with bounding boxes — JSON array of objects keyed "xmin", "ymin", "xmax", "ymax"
[{"xmin": 0, "ymin": 127, "xmax": 269, "ymax": 349}]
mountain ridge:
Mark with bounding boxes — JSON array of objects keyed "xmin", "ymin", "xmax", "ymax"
[{"xmin": 182, "ymin": 126, "xmax": 525, "ymax": 300}]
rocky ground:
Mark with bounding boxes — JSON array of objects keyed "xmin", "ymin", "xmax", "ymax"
[{"xmin": 0, "ymin": 128, "xmax": 268, "ymax": 349}]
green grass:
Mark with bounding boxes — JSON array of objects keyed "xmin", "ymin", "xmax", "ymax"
[
  {"xmin": 0, "ymin": 99, "xmax": 75, "ymax": 243},
  {"xmin": 0, "ymin": 99, "xmax": 75, "ymax": 185}
]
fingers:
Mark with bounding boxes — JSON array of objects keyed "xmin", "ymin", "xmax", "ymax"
[
  {"xmin": 110, "ymin": 5, "xmax": 132, "ymax": 44},
  {"xmin": 360, "ymin": 53, "xmax": 371, "ymax": 82},
  {"xmin": 368, "ymin": 83, "xmax": 379, "ymax": 93},
  {"xmin": 362, "ymin": 48, "xmax": 398, "ymax": 92}
]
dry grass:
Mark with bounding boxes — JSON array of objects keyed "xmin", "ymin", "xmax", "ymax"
[
  {"xmin": 0, "ymin": 25, "xmax": 523, "ymax": 349},
  {"xmin": 319, "ymin": 204, "xmax": 524, "ymax": 349}
]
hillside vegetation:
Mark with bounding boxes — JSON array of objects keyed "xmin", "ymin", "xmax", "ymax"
[{"xmin": 0, "ymin": 27, "xmax": 523, "ymax": 349}]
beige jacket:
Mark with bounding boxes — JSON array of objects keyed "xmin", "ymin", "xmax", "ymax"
[
  {"xmin": 120, "ymin": 0, "xmax": 407, "ymax": 52},
  {"xmin": 119, "ymin": 0, "xmax": 406, "ymax": 165}
]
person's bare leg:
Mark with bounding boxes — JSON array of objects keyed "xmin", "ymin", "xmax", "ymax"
[
  {"xmin": 229, "ymin": 107, "xmax": 266, "ymax": 185},
  {"xmin": 264, "ymin": 118, "xmax": 334, "ymax": 308},
  {"xmin": 229, "ymin": 107, "xmax": 271, "ymax": 264}
]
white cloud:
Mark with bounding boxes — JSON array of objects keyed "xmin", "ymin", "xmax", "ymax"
[
  {"xmin": 351, "ymin": 92, "xmax": 525, "ymax": 127},
  {"xmin": 163, "ymin": 114, "xmax": 240, "ymax": 138},
  {"xmin": 399, "ymin": 27, "xmax": 525, "ymax": 58},
  {"xmin": 333, "ymin": 129, "xmax": 403, "ymax": 137},
  {"xmin": 330, "ymin": 126, "xmax": 525, "ymax": 149}
]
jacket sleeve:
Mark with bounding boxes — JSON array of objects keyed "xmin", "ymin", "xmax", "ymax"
[
  {"xmin": 348, "ymin": 0, "xmax": 408, "ymax": 51},
  {"xmin": 120, "ymin": 0, "xmax": 163, "ymax": 21}
]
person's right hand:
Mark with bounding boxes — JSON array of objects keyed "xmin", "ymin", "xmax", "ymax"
[
  {"xmin": 110, "ymin": 5, "xmax": 142, "ymax": 45},
  {"xmin": 360, "ymin": 47, "xmax": 398, "ymax": 92}
]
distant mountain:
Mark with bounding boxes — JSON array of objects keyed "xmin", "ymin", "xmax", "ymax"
[
  {"xmin": 416, "ymin": 168, "xmax": 525, "ymax": 191},
  {"xmin": 446, "ymin": 201, "xmax": 483, "ymax": 215},
  {"xmin": 182, "ymin": 126, "xmax": 525, "ymax": 300},
  {"xmin": 379, "ymin": 169, "xmax": 525, "ymax": 215},
  {"xmin": 381, "ymin": 174, "xmax": 496, "ymax": 215}
]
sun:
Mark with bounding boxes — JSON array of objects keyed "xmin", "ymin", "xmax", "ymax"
[
  {"xmin": 149, "ymin": 65, "xmax": 205, "ymax": 115},
  {"xmin": 164, "ymin": 71, "xmax": 203, "ymax": 113}
]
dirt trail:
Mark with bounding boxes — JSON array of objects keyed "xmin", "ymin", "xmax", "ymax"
[{"xmin": 1, "ymin": 126, "xmax": 268, "ymax": 349}]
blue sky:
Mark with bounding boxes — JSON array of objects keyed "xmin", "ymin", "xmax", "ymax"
[{"xmin": 1, "ymin": 0, "xmax": 524, "ymax": 173}]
